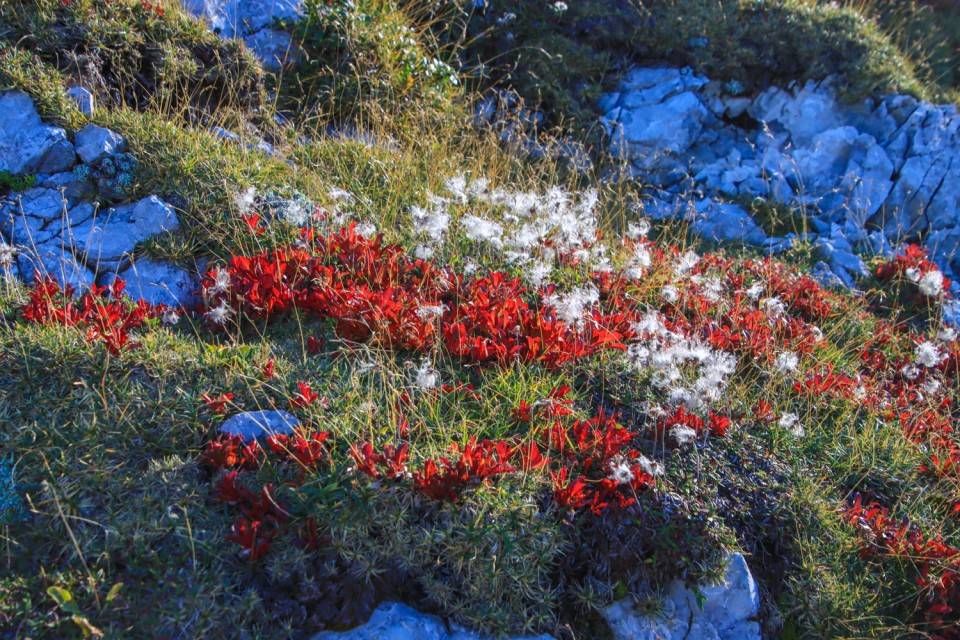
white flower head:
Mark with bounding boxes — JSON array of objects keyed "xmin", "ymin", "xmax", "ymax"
[
  {"xmin": 675, "ymin": 250, "xmax": 700, "ymax": 277},
  {"xmin": 761, "ymin": 297, "xmax": 787, "ymax": 320},
  {"xmin": 671, "ymin": 425, "xmax": 698, "ymax": 445},
  {"xmin": 0, "ymin": 240, "xmax": 17, "ymax": 268},
  {"xmin": 626, "ymin": 219, "xmax": 651, "ymax": 240},
  {"xmin": 774, "ymin": 351, "xmax": 800, "ymax": 374},
  {"xmin": 636, "ymin": 454, "xmax": 664, "ymax": 477},
  {"xmin": 694, "ymin": 275, "xmax": 724, "ymax": 304},
  {"xmin": 208, "ymin": 268, "xmax": 232, "ymax": 295},
  {"xmin": 901, "ymin": 363, "xmax": 921, "ymax": 380},
  {"xmin": 919, "ymin": 270, "xmax": 945, "ymax": 297},
  {"xmin": 526, "ymin": 262, "xmax": 553, "ymax": 288},
  {"xmin": 328, "ymin": 187, "xmax": 355, "ymax": 203},
  {"xmin": 415, "ymin": 304, "xmax": 446, "ymax": 321},
  {"xmin": 414, "ymin": 358, "xmax": 439, "ymax": 390},
  {"xmin": 661, "ymin": 285, "xmax": 680, "ymax": 304},
  {"xmin": 607, "ymin": 458, "xmax": 634, "ymax": 485},
  {"xmin": 355, "ymin": 221, "xmax": 377, "ymax": 238},
  {"xmin": 411, "ymin": 203, "xmax": 451, "ymax": 243},
  {"xmin": 205, "ymin": 301, "xmax": 233, "ymax": 325},
  {"xmin": 233, "ymin": 186, "xmax": 257, "ymax": 215},
  {"xmin": 937, "ymin": 327, "xmax": 957, "ymax": 343},
  {"xmin": 161, "ymin": 308, "xmax": 181, "ymax": 326},
  {"xmin": 461, "ymin": 215, "xmax": 504, "ymax": 248},
  {"xmin": 779, "ymin": 413, "xmax": 804, "ymax": 437},
  {"xmin": 631, "ymin": 244, "xmax": 652, "ymax": 269},
  {"xmin": 923, "ymin": 378, "xmax": 942, "ymax": 396},
  {"xmin": 444, "ymin": 175, "xmax": 468, "ymax": 204},
  {"xmin": 915, "ymin": 341, "xmax": 945, "ymax": 368},
  {"xmin": 745, "ymin": 282, "xmax": 764, "ymax": 300},
  {"xmin": 545, "ymin": 285, "xmax": 600, "ymax": 329},
  {"xmin": 906, "ymin": 267, "xmax": 922, "ymax": 282},
  {"xmin": 414, "ymin": 244, "xmax": 435, "ymax": 260}
]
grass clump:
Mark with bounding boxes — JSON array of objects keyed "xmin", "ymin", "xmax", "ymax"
[
  {"xmin": 0, "ymin": 0, "xmax": 264, "ymax": 115},
  {"xmin": 433, "ymin": 0, "xmax": 934, "ymax": 131},
  {"xmin": 281, "ymin": 0, "xmax": 461, "ymax": 131}
]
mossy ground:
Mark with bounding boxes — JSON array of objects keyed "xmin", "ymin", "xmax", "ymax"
[{"xmin": 1, "ymin": 0, "xmax": 960, "ymax": 638}]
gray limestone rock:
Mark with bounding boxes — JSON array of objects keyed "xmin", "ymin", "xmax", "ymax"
[
  {"xmin": 182, "ymin": 0, "xmax": 303, "ymax": 38},
  {"xmin": 691, "ymin": 199, "xmax": 767, "ymax": 246},
  {"xmin": 16, "ymin": 241, "xmax": 96, "ymax": 292},
  {"xmin": 67, "ymin": 86, "xmax": 95, "ymax": 117},
  {"xmin": 311, "ymin": 602, "xmax": 555, "ymax": 640},
  {"xmin": 748, "ymin": 80, "xmax": 844, "ymax": 147},
  {"xmin": 0, "ymin": 92, "xmax": 76, "ymax": 175},
  {"xmin": 219, "ymin": 410, "xmax": 299, "ymax": 441},
  {"xmin": 242, "ymin": 28, "xmax": 298, "ymax": 71},
  {"xmin": 607, "ymin": 92, "xmax": 709, "ymax": 166},
  {"xmin": 601, "ymin": 553, "xmax": 761, "ymax": 640},
  {"xmin": 103, "ymin": 257, "xmax": 199, "ymax": 307},
  {"xmin": 68, "ymin": 195, "xmax": 179, "ymax": 270},
  {"xmin": 601, "ymin": 63, "xmax": 960, "ymax": 289},
  {"xmin": 74, "ymin": 125, "xmax": 126, "ymax": 164}
]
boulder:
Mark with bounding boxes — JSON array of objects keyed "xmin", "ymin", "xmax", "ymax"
[
  {"xmin": 311, "ymin": 602, "xmax": 555, "ymax": 640},
  {"xmin": 68, "ymin": 195, "xmax": 179, "ymax": 270},
  {"xmin": 242, "ymin": 28, "xmax": 297, "ymax": 71},
  {"xmin": 690, "ymin": 199, "xmax": 767, "ymax": 246},
  {"xmin": 16, "ymin": 241, "xmax": 96, "ymax": 292},
  {"xmin": 748, "ymin": 80, "xmax": 844, "ymax": 147},
  {"xmin": 219, "ymin": 410, "xmax": 299, "ymax": 441},
  {"xmin": 1, "ymin": 198, "xmax": 95, "ymax": 248},
  {"xmin": 182, "ymin": 0, "xmax": 303, "ymax": 37},
  {"xmin": 607, "ymin": 92, "xmax": 709, "ymax": 166},
  {"xmin": 0, "ymin": 92, "xmax": 76, "ymax": 175},
  {"xmin": 103, "ymin": 257, "xmax": 199, "ymax": 307},
  {"xmin": 74, "ymin": 125, "xmax": 126, "ymax": 164},
  {"xmin": 601, "ymin": 553, "xmax": 761, "ymax": 640},
  {"xmin": 35, "ymin": 171, "xmax": 96, "ymax": 204},
  {"xmin": 67, "ymin": 86, "xmax": 95, "ymax": 117}
]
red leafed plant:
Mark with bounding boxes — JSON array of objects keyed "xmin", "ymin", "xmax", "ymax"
[
  {"xmin": 21, "ymin": 275, "xmax": 161, "ymax": 356},
  {"xmin": 350, "ymin": 442, "xmax": 411, "ymax": 480},
  {"xmin": 266, "ymin": 432, "xmax": 331, "ymax": 471},
  {"xmin": 200, "ymin": 435, "xmax": 262, "ymax": 471},
  {"xmin": 842, "ymin": 494, "xmax": 960, "ymax": 636},
  {"xmin": 543, "ymin": 410, "xmax": 655, "ymax": 514},
  {"xmin": 201, "ymin": 393, "xmax": 234, "ymax": 414},
  {"xmin": 413, "ymin": 438, "xmax": 516, "ymax": 501},
  {"xmin": 289, "ymin": 382, "xmax": 321, "ymax": 408}
]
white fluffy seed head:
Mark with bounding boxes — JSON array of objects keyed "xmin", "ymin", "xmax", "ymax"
[
  {"xmin": 915, "ymin": 341, "xmax": 944, "ymax": 368},
  {"xmin": 919, "ymin": 270, "xmax": 945, "ymax": 297},
  {"xmin": 937, "ymin": 327, "xmax": 957, "ymax": 343},
  {"xmin": 774, "ymin": 352, "xmax": 800, "ymax": 374},
  {"xmin": 661, "ymin": 285, "xmax": 680, "ymax": 304},
  {"xmin": 779, "ymin": 413, "xmax": 804, "ymax": 437},
  {"xmin": 545, "ymin": 286, "xmax": 600, "ymax": 329},
  {"xmin": 761, "ymin": 297, "xmax": 787, "ymax": 319},
  {"xmin": 414, "ymin": 358, "xmax": 439, "ymax": 390},
  {"xmin": 461, "ymin": 215, "xmax": 504, "ymax": 248}
]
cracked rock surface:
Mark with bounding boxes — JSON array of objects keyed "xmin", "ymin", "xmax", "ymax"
[{"xmin": 0, "ymin": 91, "xmax": 199, "ymax": 306}]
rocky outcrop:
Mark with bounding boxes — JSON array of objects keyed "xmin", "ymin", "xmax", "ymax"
[
  {"xmin": 602, "ymin": 67, "xmax": 960, "ymax": 290},
  {"xmin": 311, "ymin": 603, "xmax": 553, "ymax": 640},
  {"xmin": 602, "ymin": 553, "xmax": 760, "ymax": 640},
  {"xmin": 181, "ymin": 0, "xmax": 301, "ymax": 70},
  {"xmin": 0, "ymin": 91, "xmax": 198, "ymax": 305},
  {"xmin": 312, "ymin": 554, "xmax": 760, "ymax": 640},
  {"xmin": 0, "ymin": 92, "xmax": 76, "ymax": 176}
]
